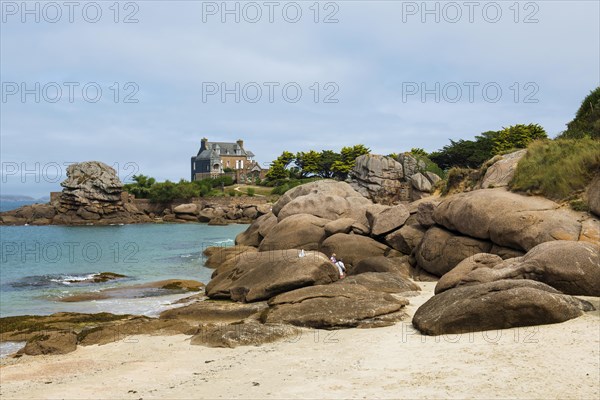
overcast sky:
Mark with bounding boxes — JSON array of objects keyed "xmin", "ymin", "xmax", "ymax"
[{"xmin": 1, "ymin": 0, "xmax": 599, "ymax": 197}]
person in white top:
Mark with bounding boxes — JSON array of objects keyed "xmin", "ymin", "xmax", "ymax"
[{"xmin": 329, "ymin": 253, "xmax": 345, "ymax": 278}]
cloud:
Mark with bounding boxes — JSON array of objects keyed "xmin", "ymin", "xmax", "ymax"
[{"xmin": 1, "ymin": 1, "xmax": 598, "ymax": 196}]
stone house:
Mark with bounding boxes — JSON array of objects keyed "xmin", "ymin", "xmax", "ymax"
[{"xmin": 191, "ymin": 138, "xmax": 264, "ymax": 182}]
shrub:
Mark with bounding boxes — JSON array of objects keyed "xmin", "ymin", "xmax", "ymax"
[
  {"xmin": 569, "ymin": 198, "xmax": 589, "ymax": 212},
  {"xmin": 509, "ymin": 138, "xmax": 600, "ymax": 200},
  {"xmin": 228, "ymin": 189, "xmax": 236, "ymax": 197},
  {"xmin": 247, "ymin": 188, "xmax": 255, "ymax": 197},
  {"xmin": 409, "ymin": 152, "xmax": 446, "ymax": 179},
  {"xmin": 203, "ymin": 175, "xmax": 234, "ymax": 188},
  {"xmin": 271, "ymin": 183, "xmax": 290, "ymax": 195},
  {"xmin": 441, "ymin": 167, "xmax": 480, "ymax": 195}
]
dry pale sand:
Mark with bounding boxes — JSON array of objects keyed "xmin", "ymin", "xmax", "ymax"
[{"xmin": 1, "ymin": 282, "xmax": 599, "ymax": 400}]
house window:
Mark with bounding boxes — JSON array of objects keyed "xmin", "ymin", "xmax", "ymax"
[{"xmin": 240, "ymin": 160, "xmax": 244, "ymax": 169}]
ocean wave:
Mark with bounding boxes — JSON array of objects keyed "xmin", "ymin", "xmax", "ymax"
[
  {"xmin": 209, "ymin": 239, "xmax": 234, "ymax": 245},
  {"xmin": 10, "ymin": 273, "xmax": 125, "ymax": 288},
  {"xmin": 49, "ymin": 273, "xmax": 98, "ymax": 285},
  {"xmin": 0, "ymin": 341, "xmax": 26, "ymax": 358}
]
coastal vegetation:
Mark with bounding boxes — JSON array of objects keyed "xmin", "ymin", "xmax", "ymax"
[
  {"xmin": 428, "ymin": 124, "xmax": 548, "ymax": 170},
  {"xmin": 557, "ymin": 87, "xmax": 600, "ymax": 140},
  {"xmin": 265, "ymin": 144, "xmax": 370, "ymax": 181},
  {"xmin": 124, "ymin": 175, "xmax": 234, "ymax": 202},
  {"xmin": 509, "ymin": 137, "xmax": 600, "ymax": 200}
]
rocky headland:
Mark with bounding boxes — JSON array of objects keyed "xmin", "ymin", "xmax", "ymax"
[{"xmin": 0, "ymin": 161, "xmax": 271, "ymax": 226}]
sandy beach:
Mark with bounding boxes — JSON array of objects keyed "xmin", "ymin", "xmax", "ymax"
[{"xmin": 1, "ymin": 282, "xmax": 598, "ymax": 400}]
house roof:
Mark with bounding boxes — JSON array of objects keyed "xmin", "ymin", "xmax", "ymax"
[{"xmin": 195, "ymin": 141, "xmax": 250, "ymax": 160}]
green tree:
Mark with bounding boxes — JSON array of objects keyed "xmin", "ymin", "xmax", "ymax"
[
  {"xmin": 317, "ymin": 150, "xmax": 341, "ymax": 178},
  {"xmin": 559, "ymin": 87, "xmax": 600, "ymax": 140},
  {"xmin": 174, "ymin": 179, "xmax": 200, "ymax": 200},
  {"xmin": 266, "ymin": 151, "xmax": 295, "ymax": 180},
  {"xmin": 410, "ymin": 148, "xmax": 428, "ymax": 157},
  {"xmin": 148, "ymin": 181, "xmax": 177, "ymax": 202},
  {"xmin": 429, "ymin": 125, "xmax": 547, "ymax": 170},
  {"xmin": 295, "ymin": 150, "xmax": 321, "ymax": 177},
  {"xmin": 429, "ymin": 139, "xmax": 490, "ymax": 169},
  {"xmin": 123, "ymin": 174, "xmax": 156, "ymax": 199},
  {"xmin": 331, "ymin": 144, "xmax": 370, "ymax": 179},
  {"xmin": 492, "ymin": 124, "xmax": 548, "ymax": 154}
]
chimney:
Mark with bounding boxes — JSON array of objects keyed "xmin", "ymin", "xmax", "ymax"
[
  {"xmin": 236, "ymin": 139, "xmax": 244, "ymax": 149},
  {"xmin": 201, "ymin": 138, "xmax": 208, "ymax": 150}
]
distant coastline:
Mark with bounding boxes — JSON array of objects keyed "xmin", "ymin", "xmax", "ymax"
[
  {"xmin": 0, "ymin": 199, "xmax": 40, "ymax": 212},
  {"xmin": 0, "ymin": 195, "xmax": 50, "ymax": 202}
]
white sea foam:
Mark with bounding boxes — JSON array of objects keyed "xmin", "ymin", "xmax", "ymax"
[
  {"xmin": 0, "ymin": 342, "xmax": 26, "ymax": 358},
  {"xmin": 49, "ymin": 273, "xmax": 98, "ymax": 285},
  {"xmin": 212, "ymin": 239, "xmax": 234, "ymax": 245}
]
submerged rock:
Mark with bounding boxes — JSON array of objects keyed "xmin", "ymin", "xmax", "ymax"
[{"xmin": 58, "ymin": 279, "xmax": 205, "ymax": 302}]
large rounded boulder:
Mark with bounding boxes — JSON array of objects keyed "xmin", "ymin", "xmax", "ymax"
[
  {"xmin": 435, "ymin": 241, "xmax": 600, "ymax": 296},
  {"xmin": 320, "ymin": 233, "xmax": 391, "ymax": 266},
  {"xmin": 258, "ymin": 214, "xmax": 329, "ymax": 251},
  {"xmin": 415, "ymin": 226, "xmax": 493, "ymax": 276},
  {"xmin": 435, "ymin": 253, "xmax": 504, "ymax": 294},
  {"xmin": 272, "ymin": 180, "xmax": 367, "ymax": 216},
  {"xmin": 433, "ymin": 188, "xmax": 582, "ymax": 251},
  {"xmin": 262, "ymin": 284, "xmax": 409, "ymax": 329},
  {"xmin": 205, "ymin": 250, "xmax": 339, "ymax": 302},
  {"xmin": 413, "ymin": 279, "xmax": 594, "ymax": 335}
]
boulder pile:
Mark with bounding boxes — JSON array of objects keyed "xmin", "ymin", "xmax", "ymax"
[
  {"xmin": 227, "ymin": 176, "xmax": 598, "ymax": 339},
  {"xmin": 349, "ymin": 153, "xmax": 442, "ymax": 204},
  {"xmin": 0, "ymin": 161, "xmax": 150, "ymax": 225},
  {"xmin": 162, "ymin": 202, "xmax": 270, "ymax": 225}
]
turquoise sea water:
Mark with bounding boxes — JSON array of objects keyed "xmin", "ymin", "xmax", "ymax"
[{"xmin": 0, "ymin": 223, "xmax": 248, "ymax": 318}]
